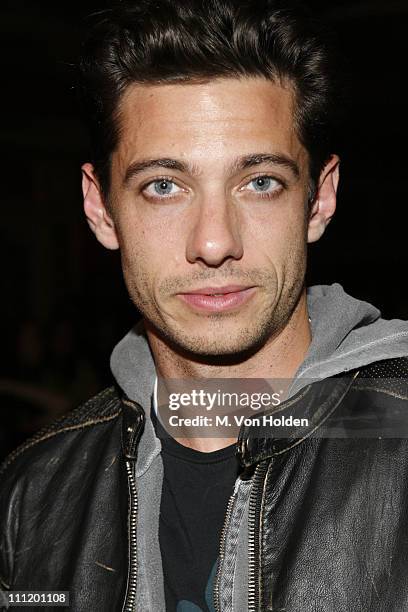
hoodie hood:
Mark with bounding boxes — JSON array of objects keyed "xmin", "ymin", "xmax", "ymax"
[
  {"xmin": 296, "ymin": 284, "xmax": 408, "ymax": 378},
  {"xmin": 111, "ymin": 283, "xmax": 408, "ymax": 408}
]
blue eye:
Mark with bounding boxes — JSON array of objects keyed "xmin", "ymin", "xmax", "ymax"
[
  {"xmin": 143, "ymin": 178, "xmax": 183, "ymax": 199},
  {"xmin": 154, "ymin": 179, "xmax": 174, "ymax": 195},
  {"xmin": 250, "ymin": 177, "xmax": 276, "ymax": 192}
]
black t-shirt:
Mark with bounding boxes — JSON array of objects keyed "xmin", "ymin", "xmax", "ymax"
[{"xmin": 154, "ymin": 416, "xmax": 240, "ymax": 611}]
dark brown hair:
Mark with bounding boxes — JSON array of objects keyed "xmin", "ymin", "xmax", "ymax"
[{"xmin": 79, "ymin": 0, "xmax": 340, "ymax": 199}]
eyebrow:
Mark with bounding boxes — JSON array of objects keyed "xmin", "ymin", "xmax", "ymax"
[
  {"xmin": 233, "ymin": 153, "xmax": 300, "ymax": 179},
  {"xmin": 123, "ymin": 152, "xmax": 300, "ymax": 186},
  {"xmin": 124, "ymin": 158, "xmax": 194, "ymax": 185}
]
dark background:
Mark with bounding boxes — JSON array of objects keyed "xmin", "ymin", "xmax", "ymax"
[{"xmin": 1, "ymin": 0, "xmax": 407, "ymax": 459}]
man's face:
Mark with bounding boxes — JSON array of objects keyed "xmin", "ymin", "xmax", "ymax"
[{"xmin": 98, "ymin": 78, "xmax": 315, "ymax": 356}]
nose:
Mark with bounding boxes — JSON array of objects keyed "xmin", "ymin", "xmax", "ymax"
[{"xmin": 185, "ymin": 197, "xmax": 244, "ymax": 267}]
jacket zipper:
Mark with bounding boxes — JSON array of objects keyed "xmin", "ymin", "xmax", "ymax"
[
  {"xmin": 214, "ymin": 459, "xmax": 269, "ymax": 612},
  {"xmin": 213, "ymin": 490, "xmax": 238, "ymax": 612},
  {"xmin": 121, "ymin": 406, "xmax": 145, "ymax": 612},
  {"xmin": 247, "ymin": 461, "xmax": 269, "ymax": 612},
  {"xmin": 122, "ymin": 460, "xmax": 139, "ymax": 612}
]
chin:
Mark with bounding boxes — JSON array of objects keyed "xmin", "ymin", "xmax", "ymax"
[{"xmin": 165, "ymin": 323, "xmax": 275, "ymax": 360}]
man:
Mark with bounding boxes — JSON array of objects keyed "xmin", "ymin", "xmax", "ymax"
[{"xmin": 1, "ymin": 1, "xmax": 408, "ymax": 611}]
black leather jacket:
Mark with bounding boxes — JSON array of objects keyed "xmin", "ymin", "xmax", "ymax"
[{"xmin": 1, "ymin": 357, "xmax": 408, "ymax": 611}]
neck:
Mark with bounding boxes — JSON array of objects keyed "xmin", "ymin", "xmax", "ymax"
[{"xmin": 147, "ymin": 288, "xmax": 311, "ymax": 452}]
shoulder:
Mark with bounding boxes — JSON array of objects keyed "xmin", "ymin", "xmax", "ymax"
[
  {"xmin": 339, "ymin": 356, "xmax": 408, "ymax": 438},
  {"xmin": 358, "ymin": 355, "xmax": 408, "ymax": 378},
  {"xmin": 0, "ymin": 386, "xmax": 124, "ymax": 589},
  {"xmin": 0, "ymin": 386, "xmax": 123, "ymax": 479},
  {"xmin": 354, "ymin": 356, "xmax": 408, "ymax": 399}
]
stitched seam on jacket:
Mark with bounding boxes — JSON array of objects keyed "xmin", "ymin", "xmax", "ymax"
[
  {"xmin": 258, "ymin": 370, "xmax": 360, "ymax": 460},
  {"xmin": 0, "ymin": 406, "xmax": 121, "ymax": 474},
  {"xmin": 351, "ymin": 385, "xmax": 408, "ymax": 401},
  {"xmin": 122, "ymin": 398, "xmax": 138, "ymax": 409}
]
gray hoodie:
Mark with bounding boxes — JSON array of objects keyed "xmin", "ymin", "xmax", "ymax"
[{"xmin": 110, "ymin": 283, "xmax": 408, "ymax": 611}]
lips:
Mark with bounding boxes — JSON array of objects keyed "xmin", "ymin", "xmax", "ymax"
[{"xmin": 178, "ymin": 285, "xmax": 256, "ymax": 313}]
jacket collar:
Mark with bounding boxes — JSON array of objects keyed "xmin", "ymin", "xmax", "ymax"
[
  {"xmin": 111, "ymin": 323, "xmax": 162, "ymax": 477},
  {"xmin": 237, "ymin": 371, "xmax": 359, "ymax": 468}
]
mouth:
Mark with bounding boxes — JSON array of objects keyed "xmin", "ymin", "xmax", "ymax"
[{"xmin": 177, "ymin": 285, "xmax": 256, "ymax": 313}]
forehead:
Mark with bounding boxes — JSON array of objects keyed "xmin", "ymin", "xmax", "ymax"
[{"xmin": 113, "ymin": 77, "xmax": 305, "ymax": 173}]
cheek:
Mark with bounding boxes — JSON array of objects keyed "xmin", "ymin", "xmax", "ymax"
[
  {"xmin": 118, "ymin": 207, "xmax": 188, "ymax": 269},
  {"xmin": 118, "ymin": 222, "xmax": 179, "ymax": 298},
  {"xmin": 114, "ymin": 219, "xmax": 152, "ymax": 294},
  {"xmin": 245, "ymin": 203, "xmax": 308, "ymax": 265},
  {"xmin": 121, "ymin": 239, "xmax": 156, "ymax": 282}
]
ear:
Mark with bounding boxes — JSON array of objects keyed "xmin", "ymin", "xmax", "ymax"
[
  {"xmin": 81, "ymin": 163, "xmax": 120, "ymax": 250},
  {"xmin": 307, "ymin": 154, "xmax": 340, "ymax": 244}
]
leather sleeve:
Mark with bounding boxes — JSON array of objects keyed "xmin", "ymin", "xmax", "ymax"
[{"xmin": 0, "ymin": 459, "xmax": 24, "ymax": 591}]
